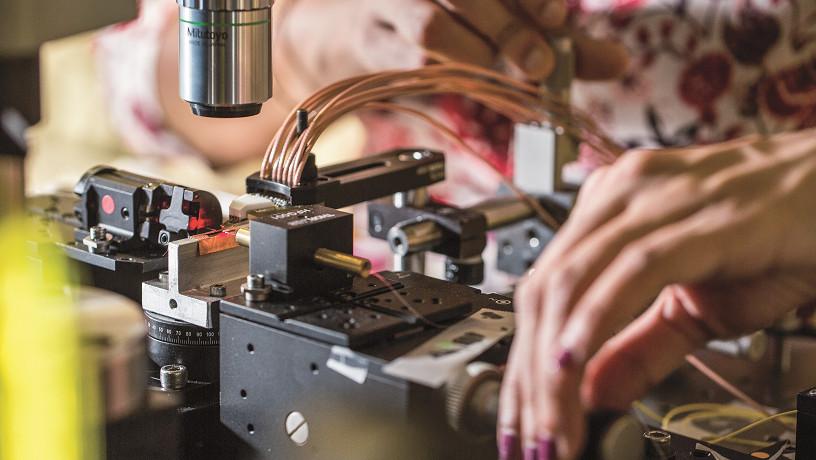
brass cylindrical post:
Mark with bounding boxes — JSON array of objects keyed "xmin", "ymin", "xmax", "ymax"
[
  {"xmin": 236, "ymin": 227, "xmax": 251, "ymax": 248},
  {"xmin": 314, "ymin": 248, "xmax": 372, "ymax": 278}
]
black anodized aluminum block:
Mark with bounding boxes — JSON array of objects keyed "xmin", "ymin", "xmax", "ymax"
[{"xmin": 248, "ymin": 205, "xmax": 353, "ymax": 294}]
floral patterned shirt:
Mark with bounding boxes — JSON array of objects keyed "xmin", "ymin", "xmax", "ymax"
[
  {"xmin": 363, "ymin": 0, "xmax": 816, "ymax": 205},
  {"xmin": 573, "ymin": 0, "xmax": 816, "ymax": 148}
]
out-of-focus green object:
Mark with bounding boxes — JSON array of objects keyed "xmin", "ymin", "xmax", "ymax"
[
  {"xmin": 0, "ymin": 0, "xmax": 138, "ymax": 57},
  {"xmin": 0, "ymin": 216, "xmax": 101, "ymax": 460}
]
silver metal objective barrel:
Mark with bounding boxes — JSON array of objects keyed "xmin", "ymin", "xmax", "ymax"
[{"xmin": 177, "ymin": 0, "xmax": 273, "ymax": 118}]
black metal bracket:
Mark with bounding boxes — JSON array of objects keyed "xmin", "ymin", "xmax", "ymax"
[
  {"xmin": 73, "ymin": 166, "xmax": 223, "ymax": 251},
  {"xmin": 246, "ymin": 149, "xmax": 446, "ymax": 208},
  {"xmin": 368, "ymin": 200, "xmax": 488, "ymax": 260}
]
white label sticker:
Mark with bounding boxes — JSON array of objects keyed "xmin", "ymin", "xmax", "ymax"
[
  {"xmin": 382, "ymin": 308, "xmax": 515, "ymax": 388},
  {"xmin": 326, "ymin": 346, "xmax": 369, "ymax": 384}
]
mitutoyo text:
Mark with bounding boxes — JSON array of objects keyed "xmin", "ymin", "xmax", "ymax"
[{"xmin": 187, "ymin": 28, "xmax": 228, "ymax": 41}]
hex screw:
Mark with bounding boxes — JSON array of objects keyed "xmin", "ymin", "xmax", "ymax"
[
  {"xmin": 242, "ymin": 274, "xmax": 272, "ymax": 302},
  {"xmin": 210, "ymin": 284, "xmax": 227, "ymax": 297},
  {"xmin": 247, "ymin": 274, "xmax": 264, "ymax": 289},
  {"xmin": 160, "ymin": 364, "xmax": 189, "ymax": 390}
]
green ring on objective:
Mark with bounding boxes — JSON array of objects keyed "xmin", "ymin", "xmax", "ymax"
[{"xmin": 180, "ymin": 18, "xmax": 270, "ymax": 27}]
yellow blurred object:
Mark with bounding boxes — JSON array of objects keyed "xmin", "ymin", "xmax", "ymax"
[
  {"xmin": 0, "ymin": 217, "xmax": 101, "ymax": 460},
  {"xmin": 707, "ymin": 410, "xmax": 798, "ymax": 445},
  {"xmin": 656, "ymin": 402, "xmax": 797, "ymax": 450}
]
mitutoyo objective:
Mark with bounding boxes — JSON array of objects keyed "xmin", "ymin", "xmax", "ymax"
[{"xmin": 177, "ymin": 0, "xmax": 273, "ymax": 118}]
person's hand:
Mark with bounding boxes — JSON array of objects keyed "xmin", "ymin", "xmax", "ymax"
[
  {"xmin": 498, "ymin": 129, "xmax": 816, "ymax": 460},
  {"xmin": 279, "ymin": 0, "xmax": 628, "ymax": 89}
]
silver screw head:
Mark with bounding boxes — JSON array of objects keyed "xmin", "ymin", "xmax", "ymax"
[
  {"xmin": 160, "ymin": 364, "xmax": 189, "ymax": 390},
  {"xmin": 643, "ymin": 430, "xmax": 671, "ymax": 443},
  {"xmin": 644, "ymin": 430, "xmax": 673, "ymax": 458},
  {"xmin": 83, "ymin": 226, "xmax": 111, "ymax": 254},
  {"xmin": 285, "ymin": 411, "xmax": 309, "ymax": 446},
  {"xmin": 210, "ymin": 284, "xmax": 227, "ymax": 297},
  {"xmin": 89, "ymin": 225, "xmax": 106, "ymax": 241},
  {"xmin": 242, "ymin": 274, "xmax": 272, "ymax": 302},
  {"xmin": 247, "ymin": 274, "xmax": 265, "ymax": 289}
]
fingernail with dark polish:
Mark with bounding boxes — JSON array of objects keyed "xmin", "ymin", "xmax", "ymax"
[
  {"xmin": 499, "ymin": 433, "xmax": 517, "ymax": 460},
  {"xmin": 556, "ymin": 349, "xmax": 573, "ymax": 370},
  {"xmin": 537, "ymin": 437, "xmax": 556, "ymax": 460},
  {"xmin": 523, "ymin": 446, "xmax": 538, "ymax": 460}
]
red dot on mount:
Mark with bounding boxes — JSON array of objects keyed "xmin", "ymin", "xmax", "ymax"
[{"xmin": 101, "ymin": 195, "xmax": 115, "ymax": 215}]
